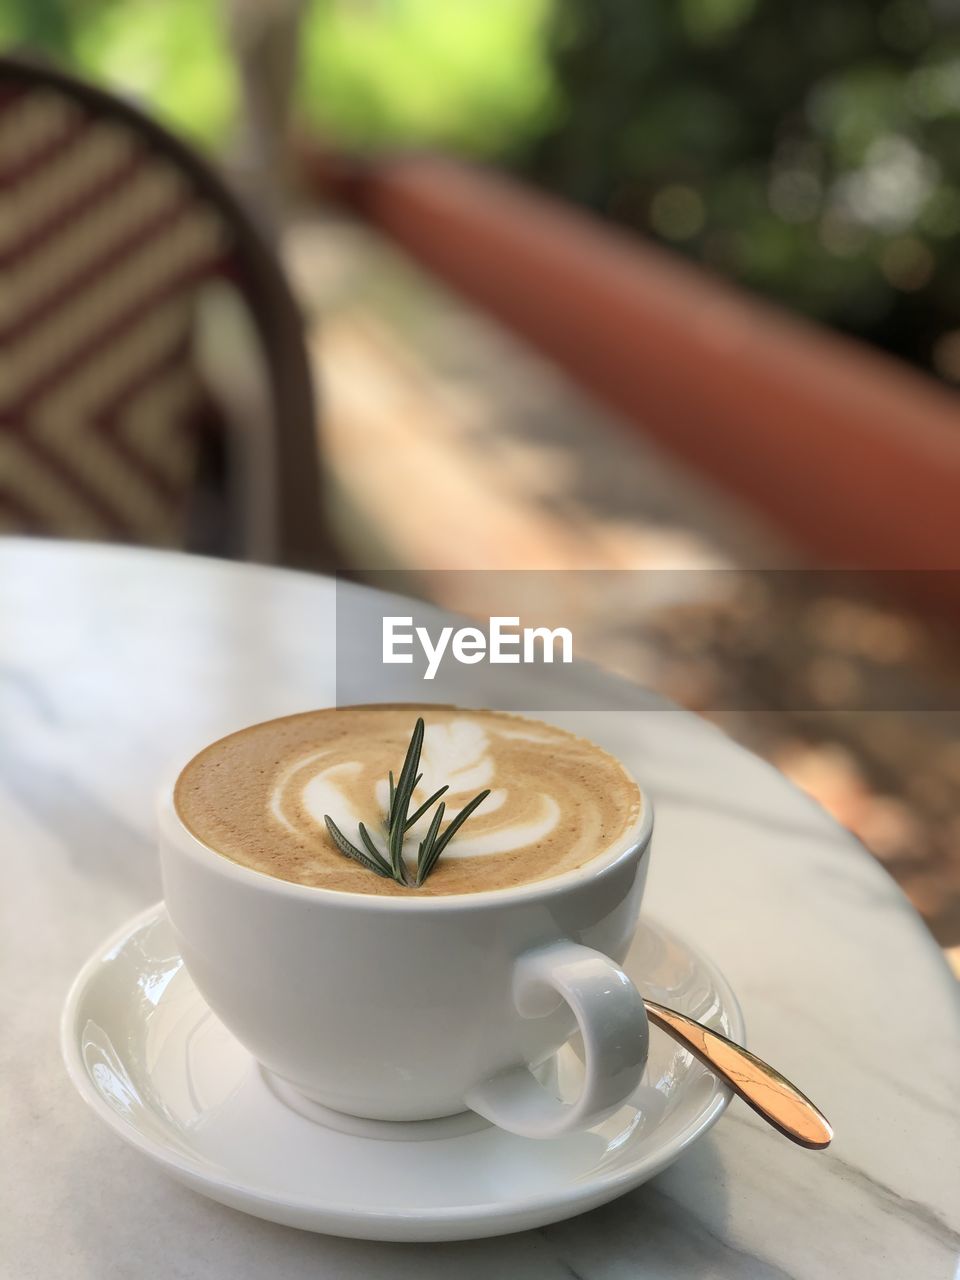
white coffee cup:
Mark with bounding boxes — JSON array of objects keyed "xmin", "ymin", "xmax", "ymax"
[{"xmin": 158, "ymin": 784, "xmax": 654, "ymax": 1140}]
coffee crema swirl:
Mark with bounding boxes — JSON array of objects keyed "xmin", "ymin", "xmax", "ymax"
[{"xmin": 174, "ymin": 705, "xmax": 643, "ymax": 896}]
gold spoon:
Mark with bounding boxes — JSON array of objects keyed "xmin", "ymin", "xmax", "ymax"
[{"xmin": 644, "ymin": 1000, "xmax": 833, "ymax": 1149}]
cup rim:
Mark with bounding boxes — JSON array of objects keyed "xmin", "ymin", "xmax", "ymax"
[{"xmin": 158, "ymin": 788, "xmax": 654, "ymax": 913}]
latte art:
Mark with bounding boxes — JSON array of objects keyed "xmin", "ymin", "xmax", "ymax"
[
  {"xmin": 175, "ymin": 706, "xmax": 642, "ymax": 896},
  {"xmin": 274, "ymin": 724, "xmax": 560, "ymax": 861}
]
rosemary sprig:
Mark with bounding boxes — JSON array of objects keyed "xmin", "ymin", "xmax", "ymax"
[
  {"xmin": 416, "ymin": 787, "xmax": 490, "ymax": 885},
  {"xmin": 323, "ymin": 717, "xmax": 490, "ymax": 889},
  {"xmin": 324, "ymin": 816, "xmax": 390, "ymax": 878}
]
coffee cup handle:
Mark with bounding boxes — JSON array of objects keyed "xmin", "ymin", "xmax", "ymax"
[{"xmin": 464, "ymin": 940, "xmax": 649, "ymax": 1139}]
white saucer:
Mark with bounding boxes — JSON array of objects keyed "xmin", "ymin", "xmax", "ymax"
[{"xmin": 61, "ymin": 903, "xmax": 744, "ymax": 1242}]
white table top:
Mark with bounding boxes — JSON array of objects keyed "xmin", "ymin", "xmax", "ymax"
[{"xmin": 2, "ymin": 539, "xmax": 958, "ymax": 1279}]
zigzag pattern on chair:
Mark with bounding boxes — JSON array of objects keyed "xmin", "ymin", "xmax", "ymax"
[{"xmin": 0, "ymin": 85, "xmax": 233, "ymax": 545}]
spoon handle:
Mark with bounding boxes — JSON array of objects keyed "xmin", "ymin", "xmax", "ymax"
[{"xmin": 643, "ymin": 999, "xmax": 833, "ymax": 1149}]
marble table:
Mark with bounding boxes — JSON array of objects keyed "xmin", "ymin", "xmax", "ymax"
[{"xmin": 2, "ymin": 539, "xmax": 957, "ymax": 1278}]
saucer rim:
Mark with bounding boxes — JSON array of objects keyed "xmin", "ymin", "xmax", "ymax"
[{"xmin": 61, "ymin": 901, "xmax": 744, "ymax": 1232}]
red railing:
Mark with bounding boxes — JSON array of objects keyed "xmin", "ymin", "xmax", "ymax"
[{"xmin": 305, "ymin": 149, "xmax": 960, "ymax": 616}]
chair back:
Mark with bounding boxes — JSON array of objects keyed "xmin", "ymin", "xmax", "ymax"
[{"xmin": 0, "ymin": 55, "xmax": 333, "ymax": 569}]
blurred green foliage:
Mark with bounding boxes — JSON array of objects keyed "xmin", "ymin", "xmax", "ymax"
[
  {"xmin": 3, "ymin": 0, "xmax": 959, "ymax": 375},
  {"xmin": 300, "ymin": 0, "xmax": 557, "ymax": 156},
  {"xmin": 0, "ymin": 0, "xmax": 554, "ymax": 155},
  {"xmin": 0, "ymin": 0, "xmax": 235, "ymax": 144},
  {"xmin": 523, "ymin": 0, "xmax": 960, "ymax": 377}
]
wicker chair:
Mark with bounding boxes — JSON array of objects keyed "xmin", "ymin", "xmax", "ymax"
[{"xmin": 0, "ymin": 53, "xmax": 336, "ymax": 571}]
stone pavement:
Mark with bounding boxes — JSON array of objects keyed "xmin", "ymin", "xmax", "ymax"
[{"xmin": 284, "ymin": 211, "xmax": 960, "ymax": 947}]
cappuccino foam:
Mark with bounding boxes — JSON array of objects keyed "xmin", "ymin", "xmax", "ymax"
[{"xmin": 174, "ymin": 705, "xmax": 642, "ymax": 896}]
